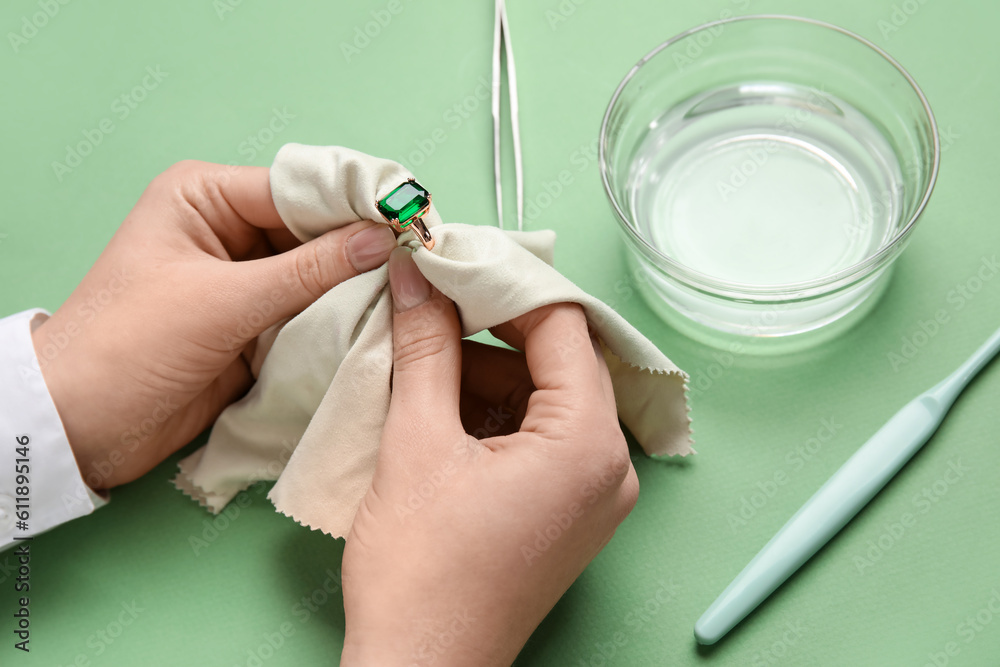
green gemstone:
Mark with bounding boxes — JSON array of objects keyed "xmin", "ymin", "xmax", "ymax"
[{"xmin": 377, "ymin": 181, "xmax": 429, "ymax": 228}]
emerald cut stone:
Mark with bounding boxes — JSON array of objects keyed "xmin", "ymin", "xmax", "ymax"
[{"xmin": 377, "ymin": 180, "xmax": 430, "ymax": 229}]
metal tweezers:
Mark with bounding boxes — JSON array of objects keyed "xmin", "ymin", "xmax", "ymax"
[{"xmin": 492, "ymin": 0, "xmax": 523, "ymax": 231}]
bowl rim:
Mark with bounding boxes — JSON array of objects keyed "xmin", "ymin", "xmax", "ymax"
[{"xmin": 598, "ymin": 14, "xmax": 941, "ymax": 300}]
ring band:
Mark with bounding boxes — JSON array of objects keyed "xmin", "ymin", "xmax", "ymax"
[{"xmin": 376, "ymin": 178, "xmax": 435, "ymax": 251}]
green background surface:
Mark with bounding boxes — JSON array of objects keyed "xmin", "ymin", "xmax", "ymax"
[{"xmin": 1, "ymin": 0, "xmax": 998, "ymax": 665}]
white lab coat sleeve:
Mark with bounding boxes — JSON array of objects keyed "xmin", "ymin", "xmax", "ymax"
[{"xmin": 0, "ymin": 309, "xmax": 107, "ymax": 553}]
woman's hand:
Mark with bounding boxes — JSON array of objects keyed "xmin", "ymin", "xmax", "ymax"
[
  {"xmin": 32, "ymin": 160, "xmax": 397, "ymax": 488},
  {"xmin": 341, "ymin": 248, "xmax": 639, "ymax": 666}
]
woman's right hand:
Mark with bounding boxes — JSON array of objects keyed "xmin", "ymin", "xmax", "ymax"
[{"xmin": 340, "ymin": 247, "xmax": 639, "ymax": 666}]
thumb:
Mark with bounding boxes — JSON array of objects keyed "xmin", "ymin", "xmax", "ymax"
[
  {"xmin": 234, "ymin": 220, "xmax": 397, "ymax": 334},
  {"xmin": 387, "ymin": 247, "xmax": 462, "ymax": 430}
]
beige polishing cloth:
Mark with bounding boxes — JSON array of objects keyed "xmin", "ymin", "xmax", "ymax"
[{"xmin": 173, "ymin": 143, "xmax": 693, "ymax": 537}]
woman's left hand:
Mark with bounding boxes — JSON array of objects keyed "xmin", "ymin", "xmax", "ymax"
[{"xmin": 33, "ymin": 160, "xmax": 397, "ymax": 488}]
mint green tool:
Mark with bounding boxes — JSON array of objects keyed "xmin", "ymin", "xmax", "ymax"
[{"xmin": 695, "ymin": 326, "xmax": 1000, "ymax": 645}]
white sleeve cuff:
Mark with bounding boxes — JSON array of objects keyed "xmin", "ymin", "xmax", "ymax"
[{"xmin": 0, "ymin": 309, "xmax": 108, "ymax": 552}]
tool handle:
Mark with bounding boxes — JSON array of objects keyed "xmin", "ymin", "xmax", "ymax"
[
  {"xmin": 931, "ymin": 326, "xmax": 1000, "ymax": 404},
  {"xmin": 694, "ymin": 395, "xmax": 943, "ymax": 645},
  {"xmin": 696, "ymin": 325, "xmax": 1000, "ymax": 645}
]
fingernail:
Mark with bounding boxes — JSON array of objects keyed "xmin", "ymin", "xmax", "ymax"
[
  {"xmin": 389, "ymin": 247, "xmax": 431, "ymax": 311},
  {"xmin": 347, "ymin": 224, "xmax": 397, "ymax": 273}
]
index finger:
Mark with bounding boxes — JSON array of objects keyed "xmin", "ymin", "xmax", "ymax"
[
  {"xmin": 505, "ymin": 303, "xmax": 614, "ymax": 431},
  {"xmin": 209, "ymin": 163, "xmax": 285, "ymax": 229},
  {"xmin": 141, "ymin": 161, "xmax": 298, "ymax": 260},
  {"xmin": 211, "ymin": 164, "xmax": 306, "ymax": 254}
]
